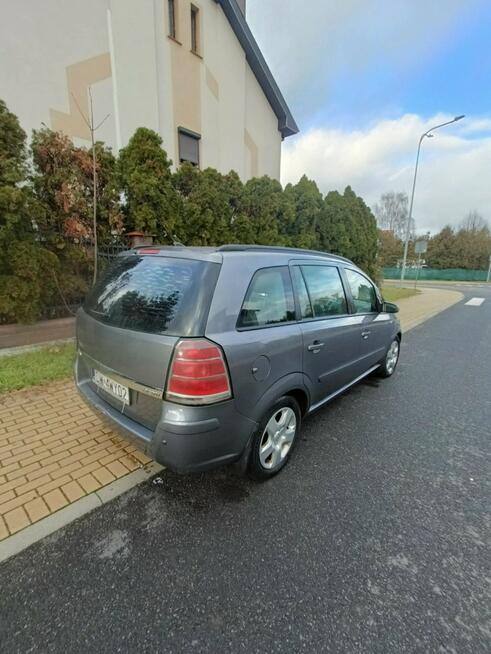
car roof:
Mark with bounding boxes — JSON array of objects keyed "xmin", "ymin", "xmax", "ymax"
[{"xmin": 127, "ymin": 244, "xmax": 354, "ymax": 266}]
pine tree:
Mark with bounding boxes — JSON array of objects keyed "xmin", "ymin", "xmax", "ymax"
[
  {"xmin": 0, "ymin": 99, "xmax": 27, "ymax": 186},
  {"xmin": 318, "ymin": 190, "xmax": 350, "ymax": 255},
  {"xmin": 317, "ymin": 186, "xmax": 379, "ymax": 279},
  {"xmin": 344, "ymin": 186, "xmax": 378, "ymax": 278},
  {"xmin": 233, "ymin": 176, "xmax": 292, "ymax": 245},
  {"xmin": 0, "ymin": 101, "xmax": 57, "ymax": 323},
  {"xmin": 172, "ymin": 164, "xmax": 242, "ymax": 245},
  {"xmin": 117, "ymin": 127, "xmax": 177, "ymax": 242},
  {"xmin": 283, "ymin": 175, "xmax": 323, "ymax": 249},
  {"xmin": 426, "ymin": 226, "xmax": 457, "ymax": 269}
]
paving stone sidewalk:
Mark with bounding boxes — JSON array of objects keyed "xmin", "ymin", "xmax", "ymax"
[
  {"xmin": 0, "ymin": 286, "xmax": 462, "ymax": 544},
  {"xmin": 0, "ymin": 381, "xmax": 151, "ymax": 541}
]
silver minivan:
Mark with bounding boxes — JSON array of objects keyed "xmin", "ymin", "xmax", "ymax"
[{"xmin": 75, "ymin": 245, "xmax": 401, "ymax": 479}]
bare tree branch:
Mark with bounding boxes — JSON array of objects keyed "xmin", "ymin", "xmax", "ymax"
[
  {"xmin": 70, "ymin": 92, "xmax": 91, "ymax": 130},
  {"xmin": 71, "ymin": 87, "xmax": 111, "ymax": 285},
  {"xmin": 373, "ymin": 191, "xmax": 415, "ymax": 240},
  {"xmin": 460, "ymin": 210, "xmax": 488, "ymax": 233},
  {"xmin": 94, "ymin": 113, "xmax": 111, "ymax": 131}
]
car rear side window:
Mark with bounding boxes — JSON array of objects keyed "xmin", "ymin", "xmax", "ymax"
[
  {"xmin": 84, "ymin": 255, "xmax": 220, "ymax": 336},
  {"xmin": 237, "ymin": 266, "xmax": 295, "ymax": 329},
  {"xmin": 300, "ymin": 265, "xmax": 347, "ymax": 317}
]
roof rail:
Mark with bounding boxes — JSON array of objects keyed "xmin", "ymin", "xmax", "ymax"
[
  {"xmin": 217, "ymin": 244, "xmax": 352, "ymax": 263},
  {"xmin": 130, "ymin": 244, "xmax": 188, "ymax": 251}
]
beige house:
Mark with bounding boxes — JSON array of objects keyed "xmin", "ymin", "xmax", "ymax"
[{"xmin": 1, "ymin": 0, "xmax": 298, "ymax": 180}]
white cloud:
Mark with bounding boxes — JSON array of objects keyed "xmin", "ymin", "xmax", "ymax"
[{"xmin": 281, "ymin": 114, "xmax": 491, "ymax": 233}]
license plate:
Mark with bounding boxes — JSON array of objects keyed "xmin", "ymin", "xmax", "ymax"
[{"xmin": 92, "ymin": 370, "xmax": 130, "ymax": 404}]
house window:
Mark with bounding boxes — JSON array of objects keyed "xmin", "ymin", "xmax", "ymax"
[
  {"xmin": 168, "ymin": 0, "xmax": 176, "ymax": 38},
  {"xmin": 191, "ymin": 5, "xmax": 200, "ymax": 54},
  {"xmin": 178, "ymin": 128, "xmax": 200, "ymax": 166}
]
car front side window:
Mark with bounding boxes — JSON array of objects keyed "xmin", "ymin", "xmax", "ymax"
[
  {"xmin": 300, "ymin": 265, "xmax": 348, "ymax": 318},
  {"xmin": 345, "ymin": 269, "xmax": 378, "ymax": 314}
]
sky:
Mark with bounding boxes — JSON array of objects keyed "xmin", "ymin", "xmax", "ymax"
[{"xmin": 247, "ymin": 0, "xmax": 491, "ymax": 234}]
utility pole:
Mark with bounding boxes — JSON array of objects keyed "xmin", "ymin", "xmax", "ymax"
[{"xmin": 401, "ymin": 115, "xmax": 465, "ymax": 281}]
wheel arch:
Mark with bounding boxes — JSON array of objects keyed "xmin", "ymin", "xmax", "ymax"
[
  {"xmin": 242, "ymin": 373, "xmax": 311, "ymax": 424},
  {"xmin": 285, "ymin": 388, "xmax": 309, "ymax": 417}
]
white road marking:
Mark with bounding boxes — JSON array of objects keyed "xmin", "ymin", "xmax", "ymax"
[{"xmin": 465, "ymin": 297, "xmax": 485, "ymax": 306}]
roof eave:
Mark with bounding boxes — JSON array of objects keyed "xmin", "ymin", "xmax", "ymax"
[{"xmin": 215, "ymin": 0, "xmax": 299, "ymax": 138}]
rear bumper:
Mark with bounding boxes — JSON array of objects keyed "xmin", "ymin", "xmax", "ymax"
[{"xmin": 75, "ymin": 372, "xmax": 257, "ymax": 474}]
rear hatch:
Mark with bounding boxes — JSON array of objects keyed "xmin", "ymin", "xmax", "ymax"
[{"xmin": 76, "ymin": 251, "xmax": 221, "ymax": 430}]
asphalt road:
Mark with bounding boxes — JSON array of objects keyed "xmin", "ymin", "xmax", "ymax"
[{"xmin": 1, "ymin": 285, "xmax": 490, "ymax": 653}]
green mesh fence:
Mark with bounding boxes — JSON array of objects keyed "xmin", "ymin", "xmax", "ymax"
[{"xmin": 383, "ymin": 267, "xmax": 488, "ymax": 281}]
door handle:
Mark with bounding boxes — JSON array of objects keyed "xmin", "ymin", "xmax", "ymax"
[
  {"xmin": 361, "ymin": 330, "xmax": 371, "ymax": 339},
  {"xmin": 307, "ymin": 341, "xmax": 324, "ymax": 352}
]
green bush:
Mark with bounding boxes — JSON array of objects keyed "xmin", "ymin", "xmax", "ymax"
[{"xmin": 0, "ymin": 99, "xmax": 381, "ymax": 324}]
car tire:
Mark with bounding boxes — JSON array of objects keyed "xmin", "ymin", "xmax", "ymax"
[
  {"xmin": 248, "ymin": 396, "xmax": 301, "ymax": 481},
  {"xmin": 377, "ymin": 337, "xmax": 400, "ymax": 378}
]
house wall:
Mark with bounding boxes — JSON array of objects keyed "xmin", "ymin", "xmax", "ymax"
[
  {"xmin": 244, "ymin": 65, "xmax": 282, "ymax": 180},
  {"xmin": 1, "ymin": 0, "xmax": 115, "ymax": 148},
  {"xmin": 0, "ymin": 0, "xmax": 281, "ymax": 180}
]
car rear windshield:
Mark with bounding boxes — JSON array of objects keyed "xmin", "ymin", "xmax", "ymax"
[{"xmin": 84, "ymin": 255, "xmax": 220, "ymax": 336}]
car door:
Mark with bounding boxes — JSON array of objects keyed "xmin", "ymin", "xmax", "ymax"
[
  {"xmin": 342, "ymin": 267, "xmax": 392, "ymax": 370},
  {"xmin": 291, "ymin": 263, "xmax": 363, "ymax": 405},
  {"xmin": 213, "ymin": 264, "xmax": 304, "ymax": 422}
]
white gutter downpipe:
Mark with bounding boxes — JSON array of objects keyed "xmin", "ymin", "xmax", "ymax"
[{"xmin": 107, "ymin": 7, "xmax": 122, "ymax": 151}]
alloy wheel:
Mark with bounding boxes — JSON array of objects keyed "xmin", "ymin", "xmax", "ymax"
[
  {"xmin": 259, "ymin": 407, "xmax": 297, "ymax": 470},
  {"xmin": 386, "ymin": 340, "xmax": 399, "ymax": 374}
]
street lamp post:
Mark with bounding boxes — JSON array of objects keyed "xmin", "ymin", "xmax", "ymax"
[{"xmin": 400, "ymin": 115, "xmax": 465, "ymax": 281}]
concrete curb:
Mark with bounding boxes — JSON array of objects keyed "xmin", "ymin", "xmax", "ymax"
[
  {"xmin": 0, "ymin": 338, "xmax": 75, "ymax": 358},
  {"xmin": 384, "ymin": 279, "xmax": 489, "ymax": 287},
  {"xmin": 0, "ymin": 461, "xmax": 163, "ymax": 564}
]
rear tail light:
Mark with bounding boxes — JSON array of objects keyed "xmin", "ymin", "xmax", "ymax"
[{"xmin": 165, "ymin": 339, "xmax": 232, "ymax": 405}]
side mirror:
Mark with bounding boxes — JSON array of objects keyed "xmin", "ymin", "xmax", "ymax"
[{"xmin": 383, "ymin": 301, "xmax": 399, "ymax": 314}]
